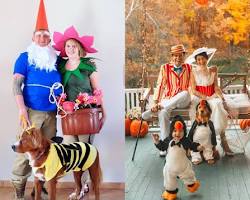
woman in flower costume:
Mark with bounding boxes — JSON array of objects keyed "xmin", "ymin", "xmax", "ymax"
[{"xmin": 53, "ymin": 26, "xmax": 106, "ymax": 197}]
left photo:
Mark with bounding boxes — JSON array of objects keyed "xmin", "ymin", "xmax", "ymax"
[{"xmin": 0, "ymin": 0, "xmax": 125, "ymax": 200}]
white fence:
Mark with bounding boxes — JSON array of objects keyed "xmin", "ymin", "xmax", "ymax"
[{"xmin": 125, "ymin": 85, "xmax": 249, "ymax": 113}]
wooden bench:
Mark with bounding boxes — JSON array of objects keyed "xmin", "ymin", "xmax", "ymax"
[{"xmin": 140, "ymin": 73, "xmax": 250, "ymax": 123}]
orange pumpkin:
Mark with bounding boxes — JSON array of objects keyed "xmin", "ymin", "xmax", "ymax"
[
  {"xmin": 125, "ymin": 118, "xmax": 131, "ymax": 136},
  {"xmin": 130, "ymin": 120, "xmax": 149, "ymax": 138},
  {"xmin": 239, "ymin": 119, "xmax": 250, "ymax": 130},
  {"xmin": 195, "ymin": 0, "xmax": 208, "ymax": 5}
]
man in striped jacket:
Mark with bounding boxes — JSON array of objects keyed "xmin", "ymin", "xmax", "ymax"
[{"xmin": 142, "ymin": 44, "xmax": 191, "ymax": 156}]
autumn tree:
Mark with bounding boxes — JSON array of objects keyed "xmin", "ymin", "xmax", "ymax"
[{"xmin": 125, "ymin": 0, "xmax": 250, "ymax": 88}]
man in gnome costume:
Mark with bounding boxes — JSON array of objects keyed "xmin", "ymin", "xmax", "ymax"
[
  {"xmin": 142, "ymin": 44, "xmax": 191, "ymax": 156},
  {"xmin": 11, "ymin": 0, "xmax": 61, "ymax": 199}
]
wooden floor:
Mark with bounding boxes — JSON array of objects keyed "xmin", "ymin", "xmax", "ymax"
[
  {"xmin": 0, "ymin": 187, "xmax": 124, "ymax": 200},
  {"xmin": 125, "ymin": 128, "xmax": 250, "ymax": 200}
]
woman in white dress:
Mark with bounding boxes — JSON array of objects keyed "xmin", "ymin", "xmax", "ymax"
[{"xmin": 188, "ymin": 48, "xmax": 233, "ymax": 155}]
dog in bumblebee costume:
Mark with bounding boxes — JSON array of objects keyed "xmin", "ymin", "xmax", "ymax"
[{"xmin": 152, "ymin": 115, "xmax": 203, "ymax": 200}]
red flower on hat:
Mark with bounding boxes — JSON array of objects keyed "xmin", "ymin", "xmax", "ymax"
[
  {"xmin": 174, "ymin": 121, "xmax": 183, "ymax": 131},
  {"xmin": 53, "ymin": 26, "xmax": 98, "ymax": 57},
  {"xmin": 200, "ymin": 100, "xmax": 206, "ymax": 107}
]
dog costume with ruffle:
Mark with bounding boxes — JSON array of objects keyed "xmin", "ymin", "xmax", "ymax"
[{"xmin": 189, "ymin": 120, "xmax": 217, "ymax": 162}]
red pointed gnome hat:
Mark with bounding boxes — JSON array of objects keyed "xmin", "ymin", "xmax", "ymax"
[
  {"xmin": 35, "ymin": 0, "xmax": 49, "ymax": 32},
  {"xmin": 53, "ymin": 26, "xmax": 98, "ymax": 57}
]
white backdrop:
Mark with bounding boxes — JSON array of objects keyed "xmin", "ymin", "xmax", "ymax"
[{"xmin": 0, "ymin": 0, "xmax": 125, "ymax": 182}]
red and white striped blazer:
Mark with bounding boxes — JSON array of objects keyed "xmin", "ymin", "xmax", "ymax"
[{"xmin": 153, "ymin": 63, "xmax": 191, "ymax": 101}]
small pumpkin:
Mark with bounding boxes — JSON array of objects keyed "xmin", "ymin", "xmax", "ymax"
[
  {"xmin": 239, "ymin": 119, "xmax": 250, "ymax": 130},
  {"xmin": 195, "ymin": 0, "xmax": 208, "ymax": 5},
  {"xmin": 125, "ymin": 118, "xmax": 131, "ymax": 136},
  {"xmin": 130, "ymin": 120, "xmax": 149, "ymax": 138}
]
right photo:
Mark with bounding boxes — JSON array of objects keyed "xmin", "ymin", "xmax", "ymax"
[{"xmin": 125, "ymin": 1, "xmax": 250, "ymax": 200}]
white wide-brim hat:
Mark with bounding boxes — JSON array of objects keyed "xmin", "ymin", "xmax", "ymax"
[{"xmin": 185, "ymin": 47, "xmax": 216, "ymax": 66}]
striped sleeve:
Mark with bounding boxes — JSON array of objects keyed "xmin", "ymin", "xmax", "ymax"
[
  {"xmin": 186, "ymin": 64, "xmax": 192, "ymax": 88},
  {"xmin": 153, "ymin": 65, "xmax": 166, "ymax": 102}
]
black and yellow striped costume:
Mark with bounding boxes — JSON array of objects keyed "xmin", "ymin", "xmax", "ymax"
[{"xmin": 35, "ymin": 142, "xmax": 97, "ymax": 181}]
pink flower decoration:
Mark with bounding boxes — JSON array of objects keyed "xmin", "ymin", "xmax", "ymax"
[
  {"xmin": 92, "ymin": 96, "xmax": 97, "ymax": 104},
  {"xmin": 53, "ymin": 26, "xmax": 98, "ymax": 57},
  {"xmin": 87, "ymin": 96, "xmax": 94, "ymax": 104},
  {"xmin": 77, "ymin": 93, "xmax": 89, "ymax": 103},
  {"xmin": 57, "ymin": 93, "xmax": 67, "ymax": 106},
  {"xmin": 62, "ymin": 101, "xmax": 75, "ymax": 113},
  {"xmin": 60, "ymin": 93, "xmax": 67, "ymax": 99},
  {"xmin": 93, "ymin": 89, "xmax": 102, "ymax": 97},
  {"xmin": 95, "ymin": 96, "xmax": 102, "ymax": 105}
]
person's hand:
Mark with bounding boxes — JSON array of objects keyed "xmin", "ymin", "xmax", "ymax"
[
  {"xmin": 151, "ymin": 103, "xmax": 162, "ymax": 113},
  {"xmin": 151, "ymin": 133, "xmax": 160, "ymax": 144},
  {"xmin": 197, "ymin": 145, "xmax": 205, "ymax": 152},
  {"xmin": 19, "ymin": 108, "xmax": 31, "ymax": 129},
  {"xmin": 99, "ymin": 111, "xmax": 106, "ymax": 130},
  {"xmin": 209, "ymin": 66, "xmax": 217, "ymax": 73}
]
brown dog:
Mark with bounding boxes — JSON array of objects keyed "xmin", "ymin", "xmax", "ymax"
[
  {"xmin": 189, "ymin": 100, "xmax": 220, "ymax": 165},
  {"xmin": 12, "ymin": 127, "xmax": 102, "ymax": 200}
]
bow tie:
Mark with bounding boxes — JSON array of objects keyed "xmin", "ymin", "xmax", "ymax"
[
  {"xmin": 197, "ymin": 122, "xmax": 207, "ymax": 127},
  {"xmin": 170, "ymin": 140, "xmax": 181, "ymax": 147},
  {"xmin": 173, "ymin": 67, "xmax": 182, "ymax": 74}
]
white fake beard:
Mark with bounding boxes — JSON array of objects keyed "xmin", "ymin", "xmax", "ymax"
[{"xmin": 27, "ymin": 42, "xmax": 57, "ymax": 72}]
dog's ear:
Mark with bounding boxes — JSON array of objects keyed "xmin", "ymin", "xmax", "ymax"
[
  {"xmin": 30, "ymin": 128, "xmax": 43, "ymax": 148},
  {"xmin": 206, "ymin": 101, "xmax": 212, "ymax": 113},
  {"xmin": 196, "ymin": 102, "xmax": 200, "ymax": 111},
  {"xmin": 31, "ymin": 128, "xmax": 51, "ymax": 150}
]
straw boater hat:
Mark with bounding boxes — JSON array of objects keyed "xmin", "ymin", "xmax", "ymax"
[
  {"xmin": 35, "ymin": 0, "xmax": 49, "ymax": 35},
  {"xmin": 53, "ymin": 26, "xmax": 98, "ymax": 57},
  {"xmin": 170, "ymin": 44, "xmax": 186, "ymax": 54}
]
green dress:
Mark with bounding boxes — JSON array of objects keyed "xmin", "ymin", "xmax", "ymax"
[{"xmin": 58, "ymin": 57, "xmax": 97, "ymax": 101}]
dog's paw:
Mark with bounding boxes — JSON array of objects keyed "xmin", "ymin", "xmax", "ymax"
[
  {"xmin": 68, "ymin": 191, "xmax": 84, "ymax": 200},
  {"xmin": 83, "ymin": 183, "xmax": 89, "ymax": 193},
  {"xmin": 192, "ymin": 160, "xmax": 202, "ymax": 165},
  {"xmin": 207, "ymin": 159, "xmax": 215, "ymax": 164}
]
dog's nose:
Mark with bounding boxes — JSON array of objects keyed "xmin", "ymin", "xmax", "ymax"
[
  {"xmin": 11, "ymin": 145, "xmax": 16, "ymax": 152},
  {"xmin": 200, "ymin": 110, "xmax": 204, "ymax": 113}
]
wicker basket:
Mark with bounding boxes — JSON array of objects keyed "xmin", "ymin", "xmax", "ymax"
[{"xmin": 60, "ymin": 108, "xmax": 102, "ymax": 135}]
